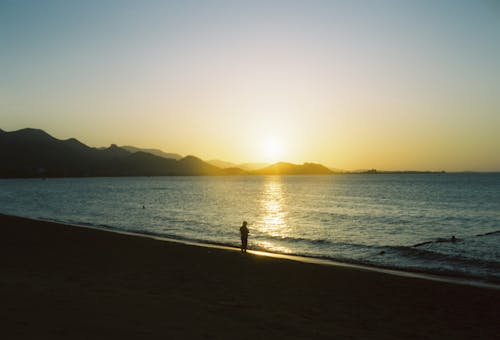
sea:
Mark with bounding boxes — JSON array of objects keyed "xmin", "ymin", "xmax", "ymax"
[{"xmin": 1, "ymin": 174, "xmax": 499, "ymax": 284}]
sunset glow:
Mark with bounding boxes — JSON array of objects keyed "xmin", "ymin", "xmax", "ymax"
[{"xmin": 1, "ymin": 1, "xmax": 499, "ymax": 171}]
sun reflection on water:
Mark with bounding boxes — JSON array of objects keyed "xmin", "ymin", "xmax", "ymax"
[{"xmin": 254, "ymin": 176, "xmax": 292, "ymax": 253}]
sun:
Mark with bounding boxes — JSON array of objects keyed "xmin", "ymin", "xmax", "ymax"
[{"xmin": 262, "ymin": 138, "xmax": 284, "ymax": 162}]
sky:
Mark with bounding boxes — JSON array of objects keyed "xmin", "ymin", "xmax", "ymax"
[{"xmin": 1, "ymin": 0, "xmax": 499, "ymax": 171}]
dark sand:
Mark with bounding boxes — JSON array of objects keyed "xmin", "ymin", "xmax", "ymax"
[{"xmin": 1, "ymin": 214, "xmax": 498, "ymax": 339}]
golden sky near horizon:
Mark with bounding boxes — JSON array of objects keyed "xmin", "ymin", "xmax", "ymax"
[{"xmin": 1, "ymin": 1, "xmax": 499, "ymax": 171}]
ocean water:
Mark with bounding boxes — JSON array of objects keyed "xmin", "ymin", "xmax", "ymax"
[{"xmin": 1, "ymin": 174, "xmax": 499, "ymax": 283}]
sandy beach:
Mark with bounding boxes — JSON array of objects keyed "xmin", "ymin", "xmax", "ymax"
[{"xmin": 1, "ymin": 213, "xmax": 498, "ymax": 339}]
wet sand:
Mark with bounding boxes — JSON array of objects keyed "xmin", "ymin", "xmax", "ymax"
[{"xmin": 1, "ymin": 213, "xmax": 498, "ymax": 339}]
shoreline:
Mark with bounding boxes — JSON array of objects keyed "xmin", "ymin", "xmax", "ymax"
[
  {"xmin": 1, "ymin": 213, "xmax": 499, "ymax": 339},
  {"xmin": 7, "ymin": 213, "xmax": 500, "ymax": 290}
]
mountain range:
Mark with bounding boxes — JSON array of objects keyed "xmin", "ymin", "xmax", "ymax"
[
  {"xmin": 206, "ymin": 159, "xmax": 271, "ymax": 171},
  {"xmin": 120, "ymin": 146, "xmax": 182, "ymax": 160},
  {"xmin": 0, "ymin": 128, "xmax": 334, "ymax": 178}
]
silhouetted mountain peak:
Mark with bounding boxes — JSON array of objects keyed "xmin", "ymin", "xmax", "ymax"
[
  {"xmin": 300, "ymin": 162, "xmax": 332, "ymax": 173},
  {"xmin": 63, "ymin": 137, "xmax": 89, "ymax": 150},
  {"xmin": 103, "ymin": 144, "xmax": 130, "ymax": 157},
  {"xmin": 179, "ymin": 155, "xmax": 208, "ymax": 167},
  {"xmin": 253, "ymin": 161, "xmax": 332, "ymax": 175},
  {"xmin": 276, "ymin": 162, "xmax": 293, "ymax": 167},
  {"xmin": 121, "ymin": 145, "xmax": 182, "ymax": 160},
  {"xmin": 18, "ymin": 127, "xmax": 50, "ymax": 135},
  {"xmin": 18, "ymin": 127, "xmax": 44, "ymax": 133},
  {"xmin": 237, "ymin": 162, "xmax": 270, "ymax": 171},
  {"xmin": 11, "ymin": 128, "xmax": 56, "ymax": 140},
  {"xmin": 178, "ymin": 155, "xmax": 223, "ymax": 175},
  {"xmin": 181, "ymin": 155, "xmax": 202, "ymax": 163},
  {"xmin": 207, "ymin": 159, "xmax": 236, "ymax": 169}
]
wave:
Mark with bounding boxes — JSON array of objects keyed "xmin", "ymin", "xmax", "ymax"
[
  {"xmin": 252, "ymin": 234, "xmax": 383, "ymax": 250},
  {"xmin": 413, "ymin": 237, "xmax": 458, "ymax": 247},
  {"xmin": 387, "ymin": 245, "xmax": 499, "ymax": 267},
  {"xmin": 35, "ymin": 216, "xmax": 500, "ymax": 284},
  {"xmin": 252, "ymin": 235, "xmax": 500, "ymax": 283},
  {"xmin": 255, "ymin": 235, "xmax": 338, "ymax": 246},
  {"xmin": 413, "ymin": 230, "xmax": 500, "ymax": 247},
  {"xmin": 476, "ymin": 230, "xmax": 500, "ymax": 237},
  {"xmin": 374, "ymin": 244, "xmax": 500, "ymax": 279}
]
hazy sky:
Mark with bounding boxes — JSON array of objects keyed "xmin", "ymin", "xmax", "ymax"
[{"xmin": 1, "ymin": 0, "xmax": 499, "ymax": 170}]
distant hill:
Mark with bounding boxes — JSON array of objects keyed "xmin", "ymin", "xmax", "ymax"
[
  {"xmin": 208, "ymin": 159, "xmax": 334, "ymax": 175},
  {"xmin": 252, "ymin": 162, "xmax": 333, "ymax": 175},
  {"xmin": 0, "ymin": 128, "xmax": 338, "ymax": 178},
  {"xmin": 207, "ymin": 160, "xmax": 271, "ymax": 171},
  {"xmin": 207, "ymin": 159, "xmax": 236, "ymax": 169},
  {"xmin": 238, "ymin": 162, "xmax": 270, "ymax": 171},
  {"xmin": 121, "ymin": 146, "xmax": 182, "ymax": 160},
  {"xmin": 0, "ymin": 128, "xmax": 224, "ymax": 177}
]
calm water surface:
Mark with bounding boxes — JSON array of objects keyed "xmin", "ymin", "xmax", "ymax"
[{"xmin": 1, "ymin": 174, "xmax": 499, "ymax": 282}]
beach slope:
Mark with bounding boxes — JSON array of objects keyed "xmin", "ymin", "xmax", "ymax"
[{"xmin": 1, "ymin": 214, "xmax": 498, "ymax": 339}]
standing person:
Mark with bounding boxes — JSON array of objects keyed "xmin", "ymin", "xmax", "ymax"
[{"xmin": 240, "ymin": 221, "xmax": 249, "ymax": 253}]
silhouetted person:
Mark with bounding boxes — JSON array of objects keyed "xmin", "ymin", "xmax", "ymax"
[
  {"xmin": 451, "ymin": 235, "xmax": 457, "ymax": 243},
  {"xmin": 240, "ymin": 221, "xmax": 249, "ymax": 253}
]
